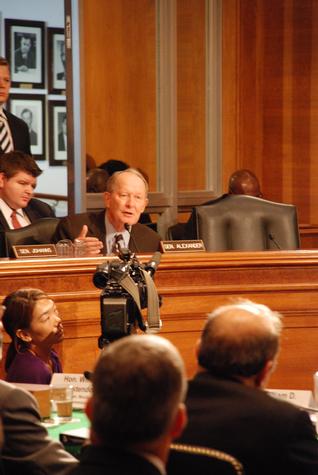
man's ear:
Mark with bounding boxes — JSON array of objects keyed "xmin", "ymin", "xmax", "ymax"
[
  {"xmin": 141, "ymin": 197, "xmax": 149, "ymax": 213},
  {"xmin": 15, "ymin": 328, "xmax": 32, "ymax": 343},
  {"xmin": 170, "ymin": 403, "xmax": 188, "ymax": 440},
  {"xmin": 85, "ymin": 396, "xmax": 93, "ymax": 422},
  {"xmin": 0, "ymin": 172, "xmax": 6, "ymax": 189},
  {"xmin": 256, "ymin": 359, "xmax": 275, "ymax": 388},
  {"xmin": 103, "ymin": 191, "xmax": 110, "ymax": 209},
  {"xmin": 195, "ymin": 338, "xmax": 201, "ymax": 359}
]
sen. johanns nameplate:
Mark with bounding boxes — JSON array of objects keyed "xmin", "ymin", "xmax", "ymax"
[{"xmin": 13, "ymin": 244, "xmax": 57, "ymax": 259}]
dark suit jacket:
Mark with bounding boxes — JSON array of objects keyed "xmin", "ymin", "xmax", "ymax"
[
  {"xmin": 70, "ymin": 445, "xmax": 162, "ymax": 475},
  {"xmin": 0, "ymin": 198, "xmax": 55, "ymax": 232},
  {"xmin": 177, "ymin": 372, "xmax": 318, "ymax": 475},
  {"xmin": 0, "ymin": 380, "xmax": 77, "ymax": 475},
  {"xmin": 53, "ymin": 210, "xmax": 161, "ymax": 254},
  {"xmin": 1, "ymin": 110, "xmax": 31, "ymax": 155}
]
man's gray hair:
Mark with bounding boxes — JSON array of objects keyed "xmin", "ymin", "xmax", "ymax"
[
  {"xmin": 106, "ymin": 167, "xmax": 149, "ymax": 194},
  {"xmin": 198, "ymin": 299, "xmax": 282, "ymax": 378},
  {"xmin": 91, "ymin": 334, "xmax": 187, "ymax": 447}
]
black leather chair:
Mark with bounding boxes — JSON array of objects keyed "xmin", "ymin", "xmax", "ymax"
[
  {"xmin": 194, "ymin": 194, "xmax": 300, "ymax": 251},
  {"xmin": 0, "ymin": 217, "xmax": 60, "ymax": 257},
  {"xmin": 167, "ymin": 443, "xmax": 244, "ymax": 475},
  {"xmin": 167, "ymin": 223, "xmax": 187, "ymax": 240}
]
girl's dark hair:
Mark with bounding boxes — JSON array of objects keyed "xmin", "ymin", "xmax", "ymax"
[{"xmin": 2, "ymin": 288, "xmax": 48, "ymax": 371}]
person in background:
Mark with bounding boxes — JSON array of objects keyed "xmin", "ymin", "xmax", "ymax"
[
  {"xmin": 0, "ymin": 305, "xmax": 78, "ymax": 474},
  {"xmin": 54, "ymin": 168, "xmax": 161, "ymax": 256},
  {"xmin": 71, "ymin": 334, "xmax": 187, "ymax": 475},
  {"xmin": 86, "ymin": 167, "xmax": 109, "ymax": 193},
  {"xmin": 0, "ymin": 151, "xmax": 55, "ymax": 234},
  {"xmin": 98, "ymin": 159, "xmax": 129, "ymax": 176},
  {"xmin": 0, "ymin": 56, "xmax": 31, "ymax": 155},
  {"xmin": 228, "ymin": 169, "xmax": 262, "ymax": 197},
  {"xmin": 177, "ymin": 300, "xmax": 318, "ymax": 475},
  {"xmin": 185, "ymin": 169, "xmax": 263, "ymax": 239},
  {"xmin": 3, "ymin": 288, "xmax": 63, "ymax": 384}
]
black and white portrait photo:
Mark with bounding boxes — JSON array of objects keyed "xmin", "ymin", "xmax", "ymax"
[
  {"xmin": 49, "ymin": 101, "xmax": 67, "ymax": 166},
  {"xmin": 8, "ymin": 94, "xmax": 45, "ymax": 160},
  {"xmin": 14, "ymin": 32, "xmax": 36, "ymax": 73},
  {"xmin": 5, "ymin": 19, "xmax": 45, "ymax": 88},
  {"xmin": 20, "ymin": 107, "xmax": 38, "ymax": 146},
  {"xmin": 58, "ymin": 112, "xmax": 67, "ymax": 152},
  {"xmin": 48, "ymin": 28, "xmax": 66, "ymax": 93}
]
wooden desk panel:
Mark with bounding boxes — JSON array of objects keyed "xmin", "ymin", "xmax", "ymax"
[{"xmin": 0, "ymin": 251, "xmax": 317, "ymax": 390}]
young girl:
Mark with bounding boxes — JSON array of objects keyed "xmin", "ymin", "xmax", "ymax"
[{"xmin": 2, "ymin": 288, "xmax": 64, "ymax": 384}]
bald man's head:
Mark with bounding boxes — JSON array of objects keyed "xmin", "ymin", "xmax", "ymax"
[
  {"xmin": 228, "ymin": 169, "xmax": 262, "ymax": 197},
  {"xmin": 198, "ymin": 300, "xmax": 282, "ymax": 379}
]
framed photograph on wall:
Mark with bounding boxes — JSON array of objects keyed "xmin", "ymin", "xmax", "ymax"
[
  {"xmin": 8, "ymin": 94, "xmax": 46, "ymax": 160},
  {"xmin": 5, "ymin": 19, "xmax": 45, "ymax": 89},
  {"xmin": 49, "ymin": 100, "xmax": 67, "ymax": 166},
  {"xmin": 48, "ymin": 28, "xmax": 66, "ymax": 94}
]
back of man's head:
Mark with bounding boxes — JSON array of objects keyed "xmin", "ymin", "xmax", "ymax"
[
  {"xmin": 228, "ymin": 169, "xmax": 262, "ymax": 197},
  {"xmin": 0, "ymin": 151, "xmax": 42, "ymax": 179},
  {"xmin": 90, "ymin": 334, "xmax": 187, "ymax": 448},
  {"xmin": 198, "ymin": 300, "xmax": 282, "ymax": 380}
]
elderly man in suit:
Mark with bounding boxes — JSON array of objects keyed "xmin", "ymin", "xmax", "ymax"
[
  {"xmin": 177, "ymin": 300, "xmax": 318, "ymax": 475},
  {"xmin": 54, "ymin": 167, "xmax": 161, "ymax": 255},
  {"xmin": 0, "ymin": 56, "xmax": 31, "ymax": 155},
  {"xmin": 0, "ymin": 304, "xmax": 78, "ymax": 474},
  {"xmin": 0, "ymin": 151, "xmax": 55, "ymax": 234}
]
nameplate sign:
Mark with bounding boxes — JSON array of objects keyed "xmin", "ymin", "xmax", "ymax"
[
  {"xmin": 161, "ymin": 240, "xmax": 206, "ymax": 253},
  {"xmin": 51, "ymin": 373, "xmax": 92, "ymax": 409},
  {"xmin": 13, "ymin": 244, "xmax": 57, "ymax": 259},
  {"xmin": 267, "ymin": 389, "xmax": 316, "ymax": 409}
]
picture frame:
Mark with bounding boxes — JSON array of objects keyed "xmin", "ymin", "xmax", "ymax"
[
  {"xmin": 49, "ymin": 100, "xmax": 67, "ymax": 166},
  {"xmin": 8, "ymin": 94, "xmax": 46, "ymax": 160},
  {"xmin": 48, "ymin": 28, "xmax": 66, "ymax": 94},
  {"xmin": 5, "ymin": 19, "xmax": 45, "ymax": 89}
]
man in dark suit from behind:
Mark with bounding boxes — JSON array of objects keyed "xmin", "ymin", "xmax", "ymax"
[
  {"xmin": 0, "ymin": 151, "xmax": 55, "ymax": 235},
  {"xmin": 71, "ymin": 334, "xmax": 187, "ymax": 475},
  {"xmin": 0, "ymin": 56, "xmax": 31, "ymax": 155},
  {"xmin": 54, "ymin": 168, "xmax": 161, "ymax": 255},
  {"xmin": 177, "ymin": 300, "xmax": 318, "ymax": 475}
]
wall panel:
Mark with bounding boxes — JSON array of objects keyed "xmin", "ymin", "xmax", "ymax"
[
  {"xmin": 177, "ymin": 0, "xmax": 206, "ymax": 191},
  {"xmin": 83, "ymin": 0, "xmax": 157, "ymax": 189},
  {"xmin": 222, "ymin": 0, "xmax": 318, "ymax": 225}
]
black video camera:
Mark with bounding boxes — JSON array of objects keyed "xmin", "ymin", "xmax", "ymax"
[{"xmin": 93, "ymin": 247, "xmax": 161, "ymax": 347}]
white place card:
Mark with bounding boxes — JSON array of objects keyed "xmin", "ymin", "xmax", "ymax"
[
  {"xmin": 51, "ymin": 373, "xmax": 92, "ymax": 409},
  {"xmin": 267, "ymin": 389, "xmax": 317, "ymax": 410}
]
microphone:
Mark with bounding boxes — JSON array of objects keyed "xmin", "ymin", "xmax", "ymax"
[
  {"xmin": 268, "ymin": 233, "xmax": 281, "ymax": 250},
  {"xmin": 144, "ymin": 251, "xmax": 161, "ymax": 277}
]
